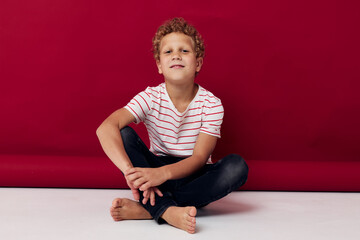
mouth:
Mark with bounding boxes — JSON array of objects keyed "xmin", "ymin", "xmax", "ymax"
[{"xmin": 170, "ymin": 64, "xmax": 185, "ymax": 69}]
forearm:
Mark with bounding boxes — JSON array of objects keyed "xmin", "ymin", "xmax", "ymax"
[
  {"xmin": 96, "ymin": 123, "xmax": 133, "ymax": 173},
  {"xmin": 162, "ymin": 154, "xmax": 207, "ymax": 180}
]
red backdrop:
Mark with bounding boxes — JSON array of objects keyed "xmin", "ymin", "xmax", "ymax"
[{"xmin": 1, "ymin": 0, "xmax": 359, "ymax": 164}]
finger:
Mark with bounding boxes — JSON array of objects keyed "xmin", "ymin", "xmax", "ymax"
[
  {"xmin": 142, "ymin": 194, "xmax": 149, "ymax": 205},
  {"xmin": 154, "ymin": 187, "xmax": 163, "ymax": 197},
  {"xmin": 132, "ymin": 189, "xmax": 140, "ymax": 201},
  {"xmin": 124, "ymin": 168, "xmax": 136, "ymax": 176},
  {"xmin": 126, "ymin": 181, "xmax": 138, "ymax": 193},
  {"xmin": 150, "ymin": 190, "xmax": 155, "ymax": 206},
  {"xmin": 143, "ymin": 190, "xmax": 149, "ymax": 198},
  {"xmin": 128, "ymin": 182, "xmax": 137, "ymax": 190},
  {"xmin": 139, "ymin": 181, "xmax": 153, "ymax": 191},
  {"xmin": 126, "ymin": 172, "xmax": 141, "ymax": 182},
  {"xmin": 134, "ymin": 178, "xmax": 147, "ymax": 189}
]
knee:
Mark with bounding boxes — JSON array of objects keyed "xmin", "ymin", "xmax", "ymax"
[
  {"xmin": 222, "ymin": 154, "xmax": 249, "ymax": 187},
  {"xmin": 120, "ymin": 126, "xmax": 135, "ymax": 140},
  {"xmin": 120, "ymin": 126, "xmax": 138, "ymax": 148}
]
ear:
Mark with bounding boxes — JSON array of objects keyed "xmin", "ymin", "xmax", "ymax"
[
  {"xmin": 156, "ymin": 60, "xmax": 163, "ymax": 74},
  {"xmin": 195, "ymin": 57, "xmax": 203, "ymax": 73}
]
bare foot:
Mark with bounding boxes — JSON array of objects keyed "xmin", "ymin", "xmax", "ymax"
[
  {"xmin": 161, "ymin": 206, "xmax": 197, "ymax": 234},
  {"xmin": 110, "ymin": 198, "xmax": 152, "ymax": 221}
]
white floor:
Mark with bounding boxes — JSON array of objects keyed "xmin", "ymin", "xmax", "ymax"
[{"xmin": 0, "ymin": 188, "xmax": 359, "ymax": 240}]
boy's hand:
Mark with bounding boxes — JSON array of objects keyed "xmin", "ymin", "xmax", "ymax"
[
  {"xmin": 125, "ymin": 167, "xmax": 169, "ymax": 191},
  {"xmin": 142, "ymin": 187, "xmax": 163, "ymax": 206},
  {"xmin": 125, "ymin": 178, "xmax": 140, "ymax": 201}
]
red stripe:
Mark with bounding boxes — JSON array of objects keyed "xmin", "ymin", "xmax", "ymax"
[
  {"xmin": 152, "ymin": 108, "xmax": 181, "ymax": 122},
  {"xmin": 185, "ymin": 113, "xmax": 202, "ymax": 118},
  {"xmin": 166, "ymin": 147, "xmax": 194, "ymax": 151},
  {"xmin": 199, "ymin": 94, "xmax": 217, "ymax": 99},
  {"xmin": 205, "ymin": 104, "xmax": 222, "ymax": 109},
  {"xmin": 148, "ymin": 114, "xmax": 201, "ymax": 129},
  {"xmin": 204, "ymin": 111, "xmax": 224, "ymax": 116},
  {"xmin": 152, "ymin": 102, "xmax": 219, "ymax": 118},
  {"xmin": 189, "ymin": 104, "xmax": 222, "ymax": 110},
  {"xmin": 147, "ymin": 119, "xmax": 201, "ymax": 135},
  {"xmin": 152, "ymin": 100, "xmax": 222, "ymax": 117},
  {"xmin": 139, "ymin": 93, "xmax": 150, "ymax": 111},
  {"xmin": 134, "ymin": 98, "xmax": 146, "ymax": 116},
  {"xmin": 147, "ymin": 124, "xmax": 178, "ymax": 140},
  {"xmin": 149, "ymin": 92, "xmax": 169, "ymax": 102},
  {"xmin": 149, "ymin": 130, "xmax": 195, "ymax": 152},
  {"xmin": 146, "ymin": 123, "xmax": 199, "ymax": 140},
  {"xmin": 163, "ymin": 140, "xmax": 196, "ymax": 145},
  {"xmin": 127, "ymin": 105, "xmax": 140, "ymax": 120},
  {"xmin": 147, "ymin": 127, "xmax": 196, "ymax": 145},
  {"xmin": 148, "ymin": 130, "xmax": 166, "ymax": 149},
  {"xmin": 149, "ymin": 131, "xmax": 195, "ymax": 148},
  {"xmin": 149, "ymin": 88, "xmax": 160, "ymax": 94},
  {"xmin": 152, "ymin": 107, "xmax": 201, "ymax": 121},
  {"xmin": 202, "ymin": 119, "xmax": 222, "ymax": 123},
  {"xmin": 151, "ymin": 140, "xmax": 169, "ymax": 154},
  {"xmin": 148, "ymin": 130, "xmax": 167, "ymax": 150},
  {"xmin": 201, "ymin": 126, "xmax": 219, "ymax": 130},
  {"xmin": 147, "ymin": 119, "xmax": 178, "ymax": 134},
  {"xmin": 200, "ymin": 129, "xmax": 220, "ymax": 136},
  {"xmin": 149, "ymin": 92, "xmax": 157, "ymax": 98},
  {"xmin": 149, "ymin": 92, "xmax": 160, "ymax": 99},
  {"xmin": 159, "ymin": 105, "xmax": 183, "ymax": 118},
  {"xmin": 148, "ymin": 128, "xmax": 165, "ymax": 145},
  {"xmin": 204, "ymin": 99, "xmax": 217, "ymax": 104},
  {"xmin": 148, "ymin": 114, "xmax": 179, "ymax": 128},
  {"xmin": 185, "ymin": 105, "xmax": 222, "ymax": 111},
  {"xmin": 149, "ymin": 87, "xmax": 166, "ymax": 95},
  {"xmin": 152, "ymin": 102, "xmax": 184, "ymax": 118},
  {"xmin": 187, "ymin": 107, "xmax": 202, "ymax": 111}
]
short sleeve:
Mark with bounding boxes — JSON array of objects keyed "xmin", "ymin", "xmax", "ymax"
[
  {"xmin": 124, "ymin": 88, "xmax": 153, "ymax": 124},
  {"xmin": 200, "ymin": 98, "xmax": 224, "ymax": 138}
]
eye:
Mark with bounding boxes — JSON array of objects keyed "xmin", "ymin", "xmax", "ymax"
[
  {"xmin": 164, "ymin": 50, "xmax": 171, "ymax": 54},
  {"xmin": 182, "ymin": 49, "xmax": 189, "ymax": 53}
]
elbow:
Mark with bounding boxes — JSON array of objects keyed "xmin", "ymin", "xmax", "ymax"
[
  {"xmin": 96, "ymin": 127, "xmax": 101, "ymax": 138},
  {"xmin": 96, "ymin": 121, "xmax": 117, "ymax": 138},
  {"xmin": 96, "ymin": 124, "xmax": 104, "ymax": 138}
]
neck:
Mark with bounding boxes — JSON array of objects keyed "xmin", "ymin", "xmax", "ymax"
[{"xmin": 165, "ymin": 81, "xmax": 198, "ymax": 103}]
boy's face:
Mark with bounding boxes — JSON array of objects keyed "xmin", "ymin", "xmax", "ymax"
[{"xmin": 156, "ymin": 32, "xmax": 203, "ymax": 84}]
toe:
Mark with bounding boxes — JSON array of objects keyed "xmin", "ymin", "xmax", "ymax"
[
  {"xmin": 187, "ymin": 221, "xmax": 196, "ymax": 229},
  {"xmin": 187, "ymin": 226, "xmax": 196, "ymax": 234},
  {"xmin": 186, "ymin": 215, "xmax": 196, "ymax": 223},
  {"xmin": 189, "ymin": 207, "xmax": 197, "ymax": 217},
  {"xmin": 112, "ymin": 198, "xmax": 122, "ymax": 207}
]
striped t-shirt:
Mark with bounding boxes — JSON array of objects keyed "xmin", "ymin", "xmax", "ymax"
[{"xmin": 124, "ymin": 83, "xmax": 224, "ymax": 162}]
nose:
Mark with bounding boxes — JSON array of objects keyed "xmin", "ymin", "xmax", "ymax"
[{"xmin": 171, "ymin": 51, "xmax": 182, "ymax": 60}]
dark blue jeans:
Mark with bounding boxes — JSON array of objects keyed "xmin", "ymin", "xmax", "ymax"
[{"xmin": 120, "ymin": 126, "xmax": 249, "ymax": 223}]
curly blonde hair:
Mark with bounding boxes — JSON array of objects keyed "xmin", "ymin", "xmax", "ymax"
[{"xmin": 152, "ymin": 17, "xmax": 205, "ymax": 61}]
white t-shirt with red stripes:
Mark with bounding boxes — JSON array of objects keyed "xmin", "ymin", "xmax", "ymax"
[{"xmin": 124, "ymin": 83, "xmax": 224, "ymax": 162}]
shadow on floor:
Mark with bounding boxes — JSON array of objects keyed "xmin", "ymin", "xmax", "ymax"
[{"xmin": 197, "ymin": 195, "xmax": 257, "ymax": 217}]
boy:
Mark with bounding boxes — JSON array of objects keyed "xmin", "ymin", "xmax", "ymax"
[{"xmin": 96, "ymin": 17, "xmax": 248, "ymax": 234}]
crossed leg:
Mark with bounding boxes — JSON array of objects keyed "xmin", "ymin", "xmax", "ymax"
[
  {"xmin": 110, "ymin": 198, "xmax": 197, "ymax": 234},
  {"xmin": 109, "ymin": 127, "xmax": 248, "ymax": 234}
]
